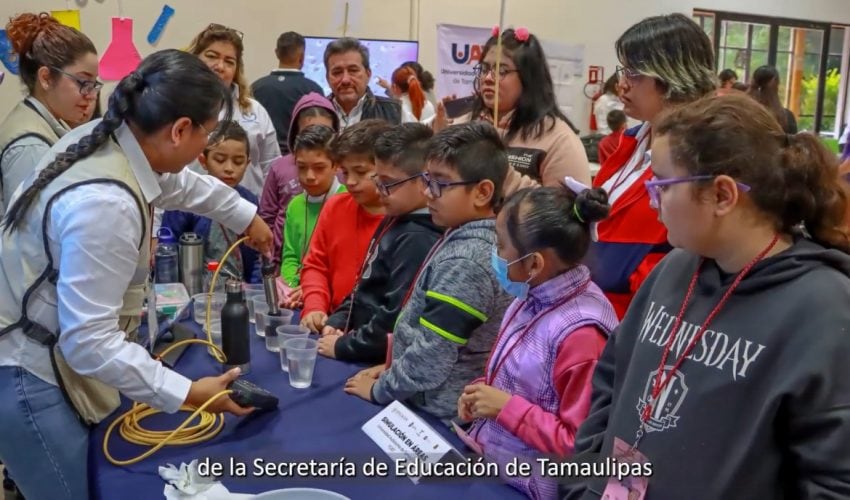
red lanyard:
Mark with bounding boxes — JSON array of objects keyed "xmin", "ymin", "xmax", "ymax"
[
  {"xmin": 342, "ymin": 217, "xmax": 398, "ymax": 331},
  {"xmin": 636, "ymin": 234, "xmax": 779, "ymax": 446},
  {"xmin": 485, "ymin": 279, "xmax": 590, "ymax": 385}
]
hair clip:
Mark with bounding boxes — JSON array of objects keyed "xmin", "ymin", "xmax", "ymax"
[
  {"xmin": 492, "ymin": 25, "xmax": 500, "ymax": 37},
  {"xmin": 514, "ymin": 27, "xmax": 530, "ymax": 42}
]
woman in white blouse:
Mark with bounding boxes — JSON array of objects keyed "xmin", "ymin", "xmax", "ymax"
[
  {"xmin": 0, "ymin": 50, "xmax": 273, "ymax": 500},
  {"xmin": 188, "ymin": 24, "xmax": 281, "ymax": 196}
]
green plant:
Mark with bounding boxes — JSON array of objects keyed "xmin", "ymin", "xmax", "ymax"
[{"xmin": 800, "ymin": 68, "xmax": 840, "ymax": 131}]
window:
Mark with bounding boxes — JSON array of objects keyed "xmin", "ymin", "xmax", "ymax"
[{"xmin": 695, "ymin": 10, "xmax": 849, "ymax": 135}]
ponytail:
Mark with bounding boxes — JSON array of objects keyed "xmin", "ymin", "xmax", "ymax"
[
  {"xmin": 392, "ymin": 66, "xmax": 425, "ymax": 120},
  {"xmin": 3, "ymin": 49, "xmax": 232, "ymax": 233},
  {"xmin": 656, "ymin": 93, "xmax": 850, "ymax": 254},
  {"xmin": 502, "ymin": 185, "xmax": 610, "ymax": 266},
  {"xmin": 780, "ymin": 133, "xmax": 850, "ymax": 252}
]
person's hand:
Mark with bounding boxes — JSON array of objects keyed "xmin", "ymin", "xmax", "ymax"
[
  {"xmin": 460, "ymin": 383, "xmax": 511, "ymax": 420},
  {"xmin": 317, "ymin": 334, "xmax": 341, "ymax": 358},
  {"xmin": 457, "ymin": 393, "xmax": 474, "ymax": 422},
  {"xmin": 300, "ymin": 311, "xmax": 328, "ymax": 333},
  {"xmin": 282, "ymin": 286, "xmax": 303, "ymax": 309},
  {"xmin": 344, "ymin": 371, "xmax": 377, "ymax": 401},
  {"xmin": 377, "ymin": 77, "xmax": 390, "ymax": 90},
  {"xmin": 354, "ymin": 364, "xmax": 385, "ymax": 380},
  {"xmin": 186, "ymin": 368, "xmax": 253, "ymax": 416},
  {"xmin": 433, "ymin": 100, "xmax": 453, "ymax": 133},
  {"xmin": 321, "ymin": 325, "xmax": 344, "ymax": 337},
  {"xmin": 243, "ymin": 215, "xmax": 273, "ymax": 258}
]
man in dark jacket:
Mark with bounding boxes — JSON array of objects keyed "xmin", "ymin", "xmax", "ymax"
[
  {"xmin": 323, "ymin": 37, "xmax": 402, "ymax": 128},
  {"xmin": 252, "ymin": 32, "xmax": 324, "ymax": 154}
]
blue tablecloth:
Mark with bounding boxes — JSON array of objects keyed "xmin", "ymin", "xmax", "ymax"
[{"xmin": 90, "ymin": 319, "xmax": 525, "ymax": 500}]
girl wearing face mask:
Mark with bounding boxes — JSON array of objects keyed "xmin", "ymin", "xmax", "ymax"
[
  {"xmin": 0, "ymin": 13, "xmax": 100, "ymax": 216},
  {"xmin": 457, "ymin": 183, "xmax": 618, "ymax": 500},
  {"xmin": 187, "ymin": 24, "xmax": 281, "ymax": 197}
]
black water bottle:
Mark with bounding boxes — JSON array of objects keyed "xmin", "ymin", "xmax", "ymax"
[{"xmin": 221, "ymin": 278, "xmax": 250, "ymax": 374}]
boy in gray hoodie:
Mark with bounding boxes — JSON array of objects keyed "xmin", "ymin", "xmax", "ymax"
[{"xmin": 344, "ymin": 122, "xmax": 513, "ymax": 422}]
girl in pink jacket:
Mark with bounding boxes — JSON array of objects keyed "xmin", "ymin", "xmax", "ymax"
[{"xmin": 458, "ymin": 183, "xmax": 619, "ymax": 500}]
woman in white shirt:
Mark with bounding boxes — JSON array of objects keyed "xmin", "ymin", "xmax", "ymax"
[
  {"xmin": 188, "ymin": 24, "xmax": 281, "ymax": 196},
  {"xmin": 391, "ymin": 65, "xmax": 436, "ymax": 124},
  {"xmin": 0, "ymin": 50, "xmax": 273, "ymax": 500},
  {"xmin": 0, "ymin": 13, "xmax": 100, "ymax": 216}
]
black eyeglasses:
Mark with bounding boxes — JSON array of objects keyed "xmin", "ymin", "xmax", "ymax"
[
  {"xmin": 372, "ymin": 173, "xmax": 423, "ymax": 197},
  {"xmin": 421, "ymin": 171, "xmax": 478, "ymax": 198},
  {"xmin": 473, "ymin": 62, "xmax": 519, "ymax": 80},
  {"xmin": 615, "ymin": 65, "xmax": 644, "ymax": 83},
  {"xmin": 49, "ymin": 66, "xmax": 103, "ymax": 96},
  {"xmin": 205, "ymin": 23, "xmax": 244, "ymax": 40}
]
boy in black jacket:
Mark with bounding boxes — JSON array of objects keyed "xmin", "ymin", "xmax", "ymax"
[{"xmin": 317, "ymin": 123, "xmax": 442, "ymax": 362}]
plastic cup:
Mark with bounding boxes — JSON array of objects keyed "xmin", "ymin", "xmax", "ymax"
[
  {"xmin": 259, "ymin": 310, "xmax": 295, "ymax": 352},
  {"xmin": 246, "ymin": 292, "xmax": 267, "ymax": 325},
  {"xmin": 243, "ymin": 283, "xmax": 265, "ymax": 293},
  {"xmin": 276, "ymin": 325, "xmax": 310, "ymax": 372},
  {"xmin": 254, "ymin": 302, "xmax": 270, "ymax": 336},
  {"xmin": 284, "ymin": 338, "xmax": 318, "ymax": 389},
  {"xmin": 205, "ymin": 320, "xmax": 222, "ymax": 356},
  {"xmin": 192, "ymin": 293, "xmax": 225, "ymax": 325}
]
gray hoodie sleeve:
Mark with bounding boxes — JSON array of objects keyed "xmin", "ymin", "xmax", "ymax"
[{"xmin": 372, "ymin": 257, "xmax": 495, "ymax": 404}]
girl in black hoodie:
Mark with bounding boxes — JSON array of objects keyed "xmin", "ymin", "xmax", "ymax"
[{"xmin": 564, "ymin": 94, "xmax": 850, "ymax": 499}]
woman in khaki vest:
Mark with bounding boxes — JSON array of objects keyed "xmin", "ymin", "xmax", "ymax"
[
  {"xmin": 0, "ymin": 13, "xmax": 101, "ymax": 216},
  {"xmin": 0, "ymin": 49, "xmax": 272, "ymax": 499}
]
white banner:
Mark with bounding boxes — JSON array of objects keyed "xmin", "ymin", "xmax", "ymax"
[
  {"xmin": 435, "ymin": 23, "xmax": 491, "ymax": 99},
  {"xmin": 435, "ymin": 23, "xmax": 585, "ymax": 121}
]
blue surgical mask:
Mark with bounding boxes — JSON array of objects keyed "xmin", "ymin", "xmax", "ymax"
[{"xmin": 491, "ymin": 248, "xmax": 533, "ymax": 299}]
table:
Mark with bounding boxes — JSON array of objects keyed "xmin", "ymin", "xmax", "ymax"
[{"xmin": 89, "ymin": 319, "xmax": 526, "ymax": 500}]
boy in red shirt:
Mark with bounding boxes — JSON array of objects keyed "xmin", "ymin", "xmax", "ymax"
[
  {"xmin": 597, "ymin": 109, "xmax": 627, "ymax": 165},
  {"xmin": 299, "ymin": 119, "xmax": 391, "ymax": 332}
]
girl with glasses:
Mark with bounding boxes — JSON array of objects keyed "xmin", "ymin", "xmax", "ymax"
[
  {"xmin": 0, "ymin": 12, "xmax": 100, "ymax": 218},
  {"xmin": 566, "ymin": 93, "xmax": 850, "ymax": 500},
  {"xmin": 435, "ymin": 27, "xmax": 591, "ymax": 197}
]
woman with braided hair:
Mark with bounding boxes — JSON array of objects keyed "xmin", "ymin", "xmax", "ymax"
[{"xmin": 0, "ymin": 49, "xmax": 273, "ymax": 499}]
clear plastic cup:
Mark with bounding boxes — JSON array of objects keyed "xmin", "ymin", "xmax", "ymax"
[
  {"xmin": 206, "ymin": 320, "xmax": 222, "ymax": 356},
  {"xmin": 246, "ymin": 292, "xmax": 267, "ymax": 325},
  {"xmin": 192, "ymin": 293, "xmax": 225, "ymax": 325},
  {"xmin": 258, "ymin": 310, "xmax": 295, "ymax": 352},
  {"xmin": 243, "ymin": 283, "xmax": 265, "ymax": 293},
  {"xmin": 284, "ymin": 338, "xmax": 318, "ymax": 389},
  {"xmin": 254, "ymin": 302, "xmax": 270, "ymax": 336},
  {"xmin": 276, "ymin": 325, "xmax": 310, "ymax": 372}
]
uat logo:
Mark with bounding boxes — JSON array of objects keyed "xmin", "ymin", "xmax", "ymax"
[{"xmin": 451, "ymin": 43, "xmax": 483, "ymax": 65}]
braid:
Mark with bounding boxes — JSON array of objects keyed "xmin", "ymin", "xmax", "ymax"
[{"xmin": 2, "ymin": 72, "xmax": 143, "ymax": 233}]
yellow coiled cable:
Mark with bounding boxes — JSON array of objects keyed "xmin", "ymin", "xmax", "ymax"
[{"xmin": 104, "ymin": 236, "xmax": 251, "ymax": 466}]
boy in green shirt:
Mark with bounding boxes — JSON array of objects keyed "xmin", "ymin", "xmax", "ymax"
[{"xmin": 280, "ymin": 125, "xmax": 346, "ymax": 288}]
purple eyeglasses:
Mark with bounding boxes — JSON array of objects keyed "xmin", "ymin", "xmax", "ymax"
[{"xmin": 644, "ymin": 175, "xmax": 751, "ymax": 209}]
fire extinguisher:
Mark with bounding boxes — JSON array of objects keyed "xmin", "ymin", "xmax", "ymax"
[{"xmin": 584, "ymin": 66, "xmax": 605, "ymax": 132}]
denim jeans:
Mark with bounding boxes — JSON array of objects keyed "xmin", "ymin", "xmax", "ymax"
[{"xmin": 0, "ymin": 366, "xmax": 89, "ymax": 499}]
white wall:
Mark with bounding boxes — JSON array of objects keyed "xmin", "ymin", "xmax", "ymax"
[{"xmin": 2, "ymin": 0, "xmax": 849, "ymax": 130}]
